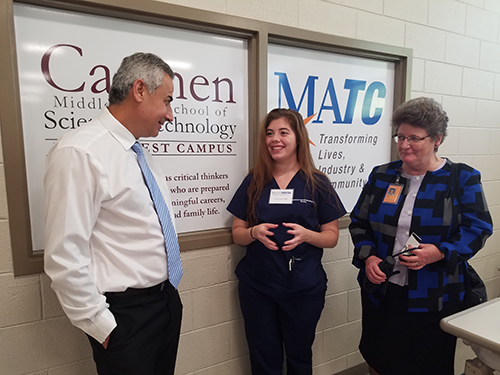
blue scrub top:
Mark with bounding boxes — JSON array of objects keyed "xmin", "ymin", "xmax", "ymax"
[{"xmin": 227, "ymin": 171, "xmax": 346, "ymax": 298}]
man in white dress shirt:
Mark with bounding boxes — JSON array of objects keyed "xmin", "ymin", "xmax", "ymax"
[{"xmin": 44, "ymin": 52, "xmax": 182, "ymax": 375}]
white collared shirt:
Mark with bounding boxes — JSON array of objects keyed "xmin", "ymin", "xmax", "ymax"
[{"xmin": 44, "ymin": 107, "xmax": 175, "ymax": 342}]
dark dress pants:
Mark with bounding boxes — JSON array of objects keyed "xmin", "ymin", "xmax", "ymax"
[
  {"xmin": 87, "ymin": 281, "xmax": 182, "ymax": 375},
  {"xmin": 238, "ymin": 280, "xmax": 325, "ymax": 375}
]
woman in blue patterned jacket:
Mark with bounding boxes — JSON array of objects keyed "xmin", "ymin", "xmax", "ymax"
[{"xmin": 349, "ymin": 97, "xmax": 493, "ymax": 375}]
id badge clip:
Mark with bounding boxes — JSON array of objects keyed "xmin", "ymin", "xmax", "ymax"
[{"xmin": 383, "ymin": 184, "xmax": 403, "ymax": 205}]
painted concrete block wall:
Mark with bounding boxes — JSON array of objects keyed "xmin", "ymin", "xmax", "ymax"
[{"xmin": 0, "ymin": 0, "xmax": 499, "ymax": 374}]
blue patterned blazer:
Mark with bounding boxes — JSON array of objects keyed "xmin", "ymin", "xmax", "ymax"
[{"xmin": 350, "ymin": 159, "xmax": 493, "ymax": 312}]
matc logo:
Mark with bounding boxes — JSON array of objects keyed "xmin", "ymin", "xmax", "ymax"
[{"xmin": 274, "ymin": 72, "xmax": 386, "ymax": 126}]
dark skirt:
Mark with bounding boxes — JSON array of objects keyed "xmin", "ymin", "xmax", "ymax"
[{"xmin": 359, "ymin": 283, "xmax": 459, "ymax": 375}]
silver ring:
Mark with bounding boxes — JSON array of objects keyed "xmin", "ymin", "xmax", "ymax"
[{"xmin": 416, "ymin": 262, "xmax": 419, "ymax": 267}]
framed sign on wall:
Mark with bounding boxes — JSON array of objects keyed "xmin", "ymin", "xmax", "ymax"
[
  {"xmin": 268, "ymin": 43, "xmax": 395, "ymax": 211},
  {"xmin": 14, "ymin": 3, "xmax": 249, "ymax": 252}
]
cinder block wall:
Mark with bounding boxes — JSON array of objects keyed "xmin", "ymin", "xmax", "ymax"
[{"xmin": 1, "ymin": 0, "xmax": 499, "ymax": 374}]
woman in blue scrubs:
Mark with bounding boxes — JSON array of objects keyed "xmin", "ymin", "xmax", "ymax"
[{"xmin": 227, "ymin": 108, "xmax": 346, "ymax": 375}]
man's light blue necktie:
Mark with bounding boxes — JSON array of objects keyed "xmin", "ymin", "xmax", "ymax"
[{"xmin": 132, "ymin": 142, "xmax": 183, "ymax": 289}]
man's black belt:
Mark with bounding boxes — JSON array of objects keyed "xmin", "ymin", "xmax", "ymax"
[{"xmin": 105, "ymin": 280, "xmax": 167, "ymax": 298}]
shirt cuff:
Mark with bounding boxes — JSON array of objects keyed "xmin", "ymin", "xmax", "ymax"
[{"xmin": 85, "ymin": 308, "xmax": 117, "ymax": 344}]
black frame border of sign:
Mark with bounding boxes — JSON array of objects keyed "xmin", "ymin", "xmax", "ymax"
[{"xmin": 0, "ymin": 0, "xmax": 411, "ymax": 276}]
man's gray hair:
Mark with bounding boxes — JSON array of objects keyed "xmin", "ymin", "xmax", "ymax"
[{"xmin": 109, "ymin": 52, "xmax": 174, "ymax": 105}]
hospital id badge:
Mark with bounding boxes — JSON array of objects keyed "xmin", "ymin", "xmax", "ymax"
[
  {"xmin": 269, "ymin": 189, "xmax": 294, "ymax": 204},
  {"xmin": 383, "ymin": 183, "xmax": 403, "ymax": 204}
]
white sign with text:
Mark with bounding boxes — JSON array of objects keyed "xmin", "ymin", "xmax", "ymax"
[
  {"xmin": 268, "ymin": 44, "xmax": 394, "ymax": 211},
  {"xmin": 14, "ymin": 3, "xmax": 248, "ymax": 250}
]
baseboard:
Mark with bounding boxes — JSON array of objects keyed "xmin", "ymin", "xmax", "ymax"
[{"xmin": 334, "ymin": 362, "xmax": 369, "ymax": 375}]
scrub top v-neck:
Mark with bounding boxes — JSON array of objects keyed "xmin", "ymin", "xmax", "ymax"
[{"xmin": 227, "ymin": 171, "xmax": 346, "ymax": 298}]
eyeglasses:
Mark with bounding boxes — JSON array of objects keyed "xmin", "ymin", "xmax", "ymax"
[{"xmin": 393, "ymin": 134, "xmax": 431, "ymax": 144}]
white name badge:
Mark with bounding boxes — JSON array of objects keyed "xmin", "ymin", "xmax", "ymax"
[{"xmin": 269, "ymin": 189, "xmax": 294, "ymax": 204}]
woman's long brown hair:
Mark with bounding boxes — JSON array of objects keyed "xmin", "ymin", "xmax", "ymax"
[{"xmin": 246, "ymin": 108, "xmax": 338, "ymax": 226}]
